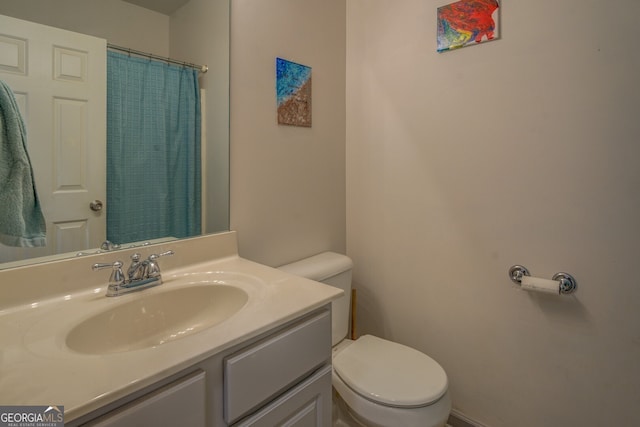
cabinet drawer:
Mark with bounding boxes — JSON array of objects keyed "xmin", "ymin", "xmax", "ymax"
[
  {"xmin": 224, "ymin": 309, "xmax": 331, "ymax": 424},
  {"xmin": 233, "ymin": 365, "xmax": 332, "ymax": 427}
]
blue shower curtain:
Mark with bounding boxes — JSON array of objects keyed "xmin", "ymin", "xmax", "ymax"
[{"xmin": 106, "ymin": 51, "xmax": 201, "ymax": 245}]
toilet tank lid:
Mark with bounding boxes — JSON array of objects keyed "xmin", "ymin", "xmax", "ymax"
[{"xmin": 278, "ymin": 252, "xmax": 353, "ymax": 281}]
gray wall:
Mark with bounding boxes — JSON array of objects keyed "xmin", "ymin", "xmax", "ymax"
[
  {"xmin": 230, "ymin": 0, "xmax": 347, "ymax": 266},
  {"xmin": 346, "ymin": 0, "xmax": 640, "ymax": 426}
]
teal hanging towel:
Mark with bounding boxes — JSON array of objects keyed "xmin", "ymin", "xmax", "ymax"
[{"xmin": 0, "ymin": 79, "xmax": 46, "ymax": 247}]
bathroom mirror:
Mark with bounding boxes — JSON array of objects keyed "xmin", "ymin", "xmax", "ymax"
[{"xmin": 0, "ymin": 0, "xmax": 229, "ymax": 269}]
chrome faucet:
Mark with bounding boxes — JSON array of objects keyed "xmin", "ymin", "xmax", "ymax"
[{"xmin": 92, "ymin": 250, "xmax": 174, "ymax": 297}]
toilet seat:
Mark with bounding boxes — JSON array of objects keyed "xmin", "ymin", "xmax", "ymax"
[{"xmin": 333, "ymin": 335, "xmax": 448, "ymax": 408}]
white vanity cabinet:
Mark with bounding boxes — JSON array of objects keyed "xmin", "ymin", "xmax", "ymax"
[{"xmin": 72, "ymin": 306, "xmax": 332, "ymax": 427}]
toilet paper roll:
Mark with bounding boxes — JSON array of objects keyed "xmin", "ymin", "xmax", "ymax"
[{"xmin": 520, "ymin": 276, "xmax": 560, "ymax": 294}]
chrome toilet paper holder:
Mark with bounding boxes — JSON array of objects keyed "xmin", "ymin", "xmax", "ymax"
[{"xmin": 508, "ymin": 265, "xmax": 577, "ymax": 295}]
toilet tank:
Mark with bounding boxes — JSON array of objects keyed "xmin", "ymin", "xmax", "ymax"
[{"xmin": 278, "ymin": 252, "xmax": 353, "ymax": 346}]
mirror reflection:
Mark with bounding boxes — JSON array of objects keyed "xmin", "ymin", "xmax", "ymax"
[{"xmin": 0, "ymin": 0, "xmax": 230, "ymax": 269}]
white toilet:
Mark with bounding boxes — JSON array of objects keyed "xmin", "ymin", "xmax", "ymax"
[{"xmin": 279, "ymin": 252, "xmax": 451, "ymax": 427}]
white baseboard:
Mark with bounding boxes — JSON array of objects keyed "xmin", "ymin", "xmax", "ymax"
[{"xmin": 448, "ymin": 409, "xmax": 490, "ymax": 427}]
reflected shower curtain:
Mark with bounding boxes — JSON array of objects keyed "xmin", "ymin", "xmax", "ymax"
[{"xmin": 106, "ymin": 51, "xmax": 201, "ymax": 244}]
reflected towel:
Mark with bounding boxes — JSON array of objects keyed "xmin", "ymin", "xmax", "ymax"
[{"xmin": 0, "ymin": 79, "xmax": 46, "ymax": 247}]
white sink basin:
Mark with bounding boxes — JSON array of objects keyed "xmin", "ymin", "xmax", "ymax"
[{"xmin": 66, "ymin": 284, "xmax": 248, "ymax": 354}]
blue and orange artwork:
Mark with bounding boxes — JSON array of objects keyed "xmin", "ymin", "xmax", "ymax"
[
  {"xmin": 276, "ymin": 57, "xmax": 312, "ymax": 127},
  {"xmin": 437, "ymin": 0, "xmax": 499, "ymax": 52}
]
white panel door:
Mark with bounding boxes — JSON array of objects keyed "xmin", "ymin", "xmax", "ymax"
[{"xmin": 0, "ymin": 14, "xmax": 106, "ymax": 263}]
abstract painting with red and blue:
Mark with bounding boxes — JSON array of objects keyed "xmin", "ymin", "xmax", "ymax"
[{"xmin": 437, "ymin": 0, "xmax": 500, "ymax": 52}]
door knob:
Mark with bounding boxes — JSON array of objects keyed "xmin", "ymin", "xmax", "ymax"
[{"xmin": 89, "ymin": 200, "xmax": 103, "ymax": 212}]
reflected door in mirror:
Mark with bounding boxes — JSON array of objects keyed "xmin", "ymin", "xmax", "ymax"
[{"xmin": 0, "ymin": 15, "xmax": 106, "ymax": 263}]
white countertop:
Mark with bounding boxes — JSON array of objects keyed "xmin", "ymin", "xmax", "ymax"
[{"xmin": 0, "ymin": 233, "xmax": 342, "ymax": 421}]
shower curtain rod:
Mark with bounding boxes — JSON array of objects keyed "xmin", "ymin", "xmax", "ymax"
[{"xmin": 107, "ymin": 43, "xmax": 208, "ymax": 73}]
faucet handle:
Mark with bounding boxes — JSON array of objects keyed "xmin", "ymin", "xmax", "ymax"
[
  {"xmin": 146, "ymin": 250, "xmax": 174, "ymax": 278},
  {"xmin": 92, "ymin": 260, "xmax": 125, "ymax": 286},
  {"xmin": 152, "ymin": 250, "xmax": 175, "ymax": 258}
]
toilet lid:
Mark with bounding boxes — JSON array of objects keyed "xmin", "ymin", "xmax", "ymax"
[{"xmin": 333, "ymin": 335, "xmax": 448, "ymax": 408}]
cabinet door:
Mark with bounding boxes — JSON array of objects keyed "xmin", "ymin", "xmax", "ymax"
[
  {"xmin": 233, "ymin": 365, "xmax": 332, "ymax": 427},
  {"xmin": 84, "ymin": 370, "xmax": 206, "ymax": 427}
]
